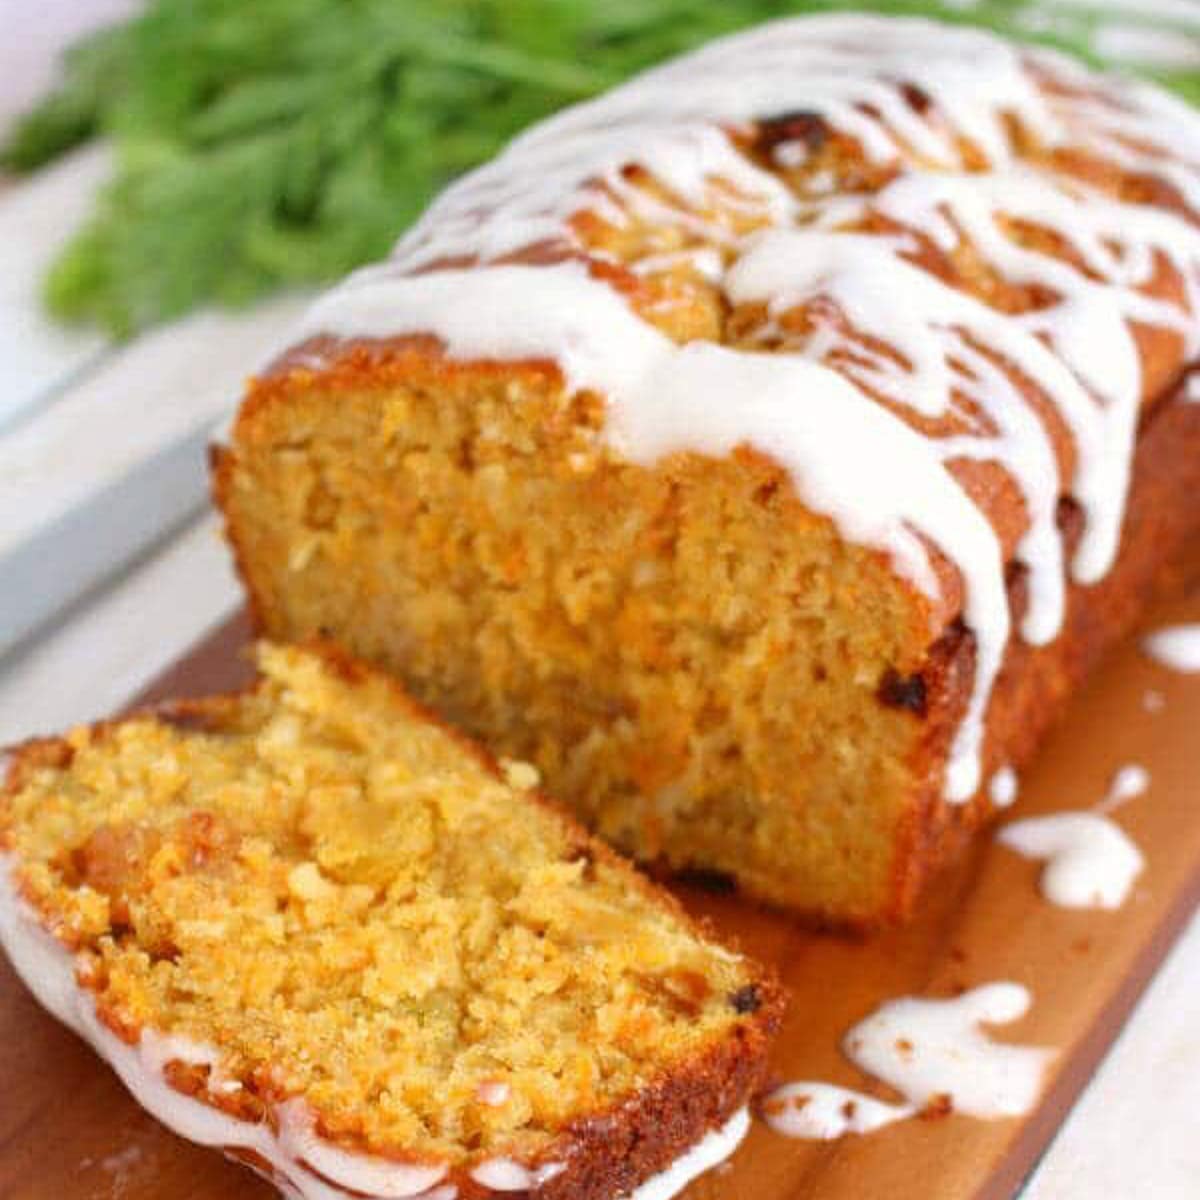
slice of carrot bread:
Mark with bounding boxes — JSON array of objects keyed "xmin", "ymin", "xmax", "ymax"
[{"xmin": 0, "ymin": 642, "xmax": 781, "ymax": 1200}]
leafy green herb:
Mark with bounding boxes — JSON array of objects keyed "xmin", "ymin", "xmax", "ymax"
[{"xmin": 4, "ymin": 0, "xmax": 1197, "ymax": 337}]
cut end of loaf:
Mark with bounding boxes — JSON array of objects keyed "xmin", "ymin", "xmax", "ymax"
[{"xmin": 0, "ymin": 641, "xmax": 781, "ymax": 1193}]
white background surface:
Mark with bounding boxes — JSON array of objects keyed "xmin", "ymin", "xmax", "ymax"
[{"xmin": 0, "ymin": 4, "xmax": 1197, "ymax": 1197}]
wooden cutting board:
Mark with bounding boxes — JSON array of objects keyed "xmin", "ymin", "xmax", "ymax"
[{"xmin": 2, "ymin": 589, "xmax": 1198, "ymax": 1200}]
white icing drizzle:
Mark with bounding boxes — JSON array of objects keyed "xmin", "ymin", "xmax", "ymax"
[
  {"xmin": 0, "ymin": 856, "xmax": 748, "ymax": 1200},
  {"xmin": 989, "ymin": 766, "xmax": 1020, "ymax": 808},
  {"xmin": 761, "ymin": 1082, "xmax": 910, "ymax": 1140},
  {"xmin": 1030, "ymin": 50, "xmax": 1200, "ymax": 211},
  {"xmin": 393, "ymin": 15, "xmax": 1057, "ymax": 275},
  {"xmin": 468, "ymin": 1159, "xmax": 564, "ymax": 1191},
  {"xmin": 735, "ymin": 221, "xmax": 1070, "ymax": 641},
  {"xmin": 812, "ymin": 166, "xmax": 1200, "ymax": 590},
  {"xmin": 292, "ymin": 15, "xmax": 1200, "ymax": 801},
  {"xmin": 998, "ymin": 813, "xmax": 1144, "ymax": 908},
  {"xmin": 1097, "ymin": 763, "xmax": 1150, "ymax": 814},
  {"xmin": 843, "ymin": 983, "xmax": 1054, "ymax": 1118},
  {"xmin": 764, "ymin": 983, "xmax": 1053, "ymax": 1142},
  {"xmin": 1142, "ymin": 623, "xmax": 1200, "ymax": 673}
]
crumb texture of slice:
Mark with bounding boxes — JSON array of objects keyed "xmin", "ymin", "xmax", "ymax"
[{"xmin": 0, "ymin": 643, "xmax": 780, "ymax": 1195}]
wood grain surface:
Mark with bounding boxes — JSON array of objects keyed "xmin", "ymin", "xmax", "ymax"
[{"xmin": 2, "ymin": 587, "xmax": 1198, "ymax": 1200}]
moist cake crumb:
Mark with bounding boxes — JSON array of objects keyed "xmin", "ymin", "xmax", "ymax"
[{"xmin": 0, "ymin": 642, "xmax": 782, "ymax": 1196}]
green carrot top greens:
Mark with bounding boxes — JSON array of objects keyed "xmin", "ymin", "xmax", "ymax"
[{"xmin": 4, "ymin": 0, "xmax": 1198, "ymax": 337}]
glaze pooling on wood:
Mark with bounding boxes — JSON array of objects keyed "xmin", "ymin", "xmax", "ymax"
[
  {"xmin": 1098, "ymin": 763, "xmax": 1150, "ymax": 814},
  {"xmin": 998, "ymin": 813, "xmax": 1144, "ymax": 909},
  {"xmin": 761, "ymin": 1082, "xmax": 911, "ymax": 1140},
  {"xmin": 763, "ymin": 982, "xmax": 1054, "ymax": 1142},
  {"xmin": 296, "ymin": 14, "xmax": 1200, "ymax": 802},
  {"xmin": 1143, "ymin": 624, "xmax": 1200, "ymax": 673},
  {"xmin": 843, "ymin": 983, "xmax": 1053, "ymax": 1119}
]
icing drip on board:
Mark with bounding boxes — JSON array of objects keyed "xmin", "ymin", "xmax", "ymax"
[
  {"xmin": 761, "ymin": 1082, "xmax": 911, "ymax": 1140},
  {"xmin": 763, "ymin": 983, "xmax": 1054, "ymax": 1141},
  {"xmin": 998, "ymin": 813, "xmax": 1144, "ymax": 908},
  {"xmin": 843, "ymin": 984, "xmax": 1053, "ymax": 1119},
  {"xmin": 1097, "ymin": 763, "xmax": 1150, "ymax": 814},
  {"xmin": 1142, "ymin": 624, "xmax": 1200, "ymax": 673},
  {"xmin": 295, "ymin": 14, "xmax": 1200, "ymax": 802}
]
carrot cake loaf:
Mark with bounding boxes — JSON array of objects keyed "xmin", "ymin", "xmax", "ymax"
[
  {"xmin": 214, "ymin": 15, "xmax": 1200, "ymax": 923},
  {"xmin": 0, "ymin": 642, "xmax": 782, "ymax": 1199}
]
